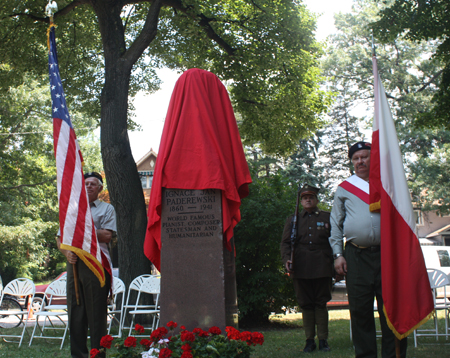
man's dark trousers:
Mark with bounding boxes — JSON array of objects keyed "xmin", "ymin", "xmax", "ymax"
[
  {"xmin": 345, "ymin": 243, "xmax": 407, "ymax": 358},
  {"xmin": 67, "ymin": 259, "xmax": 111, "ymax": 358}
]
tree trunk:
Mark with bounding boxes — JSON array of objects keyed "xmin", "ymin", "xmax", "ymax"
[{"xmin": 94, "ymin": 1, "xmax": 153, "ymax": 289}]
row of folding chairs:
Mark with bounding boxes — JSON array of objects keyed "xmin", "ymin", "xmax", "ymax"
[
  {"xmin": 115, "ymin": 274, "xmax": 161, "ymax": 338},
  {"xmin": 0, "ymin": 277, "xmax": 36, "ymax": 347},
  {"xmin": 0, "ymin": 273, "xmax": 160, "ymax": 348},
  {"xmin": 414, "ymin": 268, "xmax": 450, "ymax": 346},
  {"xmin": 0, "ymin": 274, "xmax": 69, "ymax": 348}
]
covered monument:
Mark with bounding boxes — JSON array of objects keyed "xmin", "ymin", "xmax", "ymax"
[{"xmin": 144, "ymin": 68, "xmax": 252, "ymax": 331}]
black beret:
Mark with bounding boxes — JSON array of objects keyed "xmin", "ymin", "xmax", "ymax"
[
  {"xmin": 349, "ymin": 141, "xmax": 371, "ymax": 159},
  {"xmin": 300, "ymin": 184, "xmax": 319, "ymax": 198},
  {"xmin": 84, "ymin": 172, "xmax": 103, "ymax": 183}
]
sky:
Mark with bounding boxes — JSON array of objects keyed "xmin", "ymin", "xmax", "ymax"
[{"xmin": 128, "ymin": 0, "xmax": 355, "ymax": 161}]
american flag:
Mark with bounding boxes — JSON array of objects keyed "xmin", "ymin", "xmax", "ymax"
[{"xmin": 49, "ymin": 25, "xmax": 106, "ymax": 286}]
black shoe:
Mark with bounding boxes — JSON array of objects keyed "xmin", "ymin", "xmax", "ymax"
[
  {"xmin": 319, "ymin": 339, "xmax": 330, "ymax": 352},
  {"xmin": 303, "ymin": 339, "xmax": 316, "ymax": 353}
]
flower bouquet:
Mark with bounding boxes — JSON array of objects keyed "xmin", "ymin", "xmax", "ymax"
[{"xmin": 90, "ymin": 322, "xmax": 264, "ymax": 358}]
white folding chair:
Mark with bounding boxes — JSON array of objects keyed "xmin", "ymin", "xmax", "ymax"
[
  {"xmin": 0, "ymin": 278, "xmax": 35, "ymax": 347},
  {"xmin": 29, "ymin": 277, "xmax": 68, "ymax": 348},
  {"xmin": 414, "ymin": 268, "xmax": 450, "ymax": 346},
  {"xmin": 121, "ymin": 275, "xmax": 160, "ymax": 336},
  {"xmin": 107, "ymin": 276, "xmax": 126, "ymax": 338}
]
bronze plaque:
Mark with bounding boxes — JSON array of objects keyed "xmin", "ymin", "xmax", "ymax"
[{"xmin": 160, "ymin": 188, "xmax": 238, "ymax": 332}]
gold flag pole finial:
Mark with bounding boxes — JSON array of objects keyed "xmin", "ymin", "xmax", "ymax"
[
  {"xmin": 45, "ymin": 1, "xmax": 58, "ymax": 25},
  {"xmin": 46, "ymin": 1, "xmax": 58, "ymax": 51}
]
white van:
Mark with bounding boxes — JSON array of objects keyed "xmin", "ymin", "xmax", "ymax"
[{"xmin": 420, "ymin": 246, "xmax": 450, "ymax": 276}]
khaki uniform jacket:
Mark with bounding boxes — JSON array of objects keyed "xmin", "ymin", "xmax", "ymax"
[{"xmin": 281, "ymin": 209, "xmax": 333, "ymax": 279}]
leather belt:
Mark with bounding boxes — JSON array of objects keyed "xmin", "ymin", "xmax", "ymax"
[{"xmin": 348, "ymin": 241, "xmax": 380, "ymax": 252}]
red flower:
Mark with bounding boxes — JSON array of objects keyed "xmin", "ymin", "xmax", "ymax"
[
  {"xmin": 166, "ymin": 321, "xmax": 178, "ymax": 329},
  {"xmin": 180, "ymin": 330, "xmax": 195, "ymax": 342},
  {"xmin": 208, "ymin": 326, "xmax": 221, "ymax": 335},
  {"xmin": 180, "ymin": 352, "xmax": 193, "ymax": 358},
  {"xmin": 181, "ymin": 343, "xmax": 191, "ymax": 351},
  {"xmin": 90, "ymin": 348, "xmax": 100, "ymax": 358},
  {"xmin": 135, "ymin": 324, "xmax": 145, "ymax": 334},
  {"xmin": 180, "ymin": 325, "xmax": 186, "ymax": 330},
  {"xmin": 159, "ymin": 348, "xmax": 173, "ymax": 358},
  {"xmin": 150, "ymin": 327, "xmax": 169, "ymax": 342},
  {"xmin": 193, "ymin": 327, "xmax": 209, "ymax": 337},
  {"xmin": 100, "ymin": 335, "xmax": 114, "ymax": 349},
  {"xmin": 240, "ymin": 331, "xmax": 252, "ymax": 345},
  {"xmin": 225, "ymin": 326, "xmax": 240, "ymax": 340},
  {"xmin": 140, "ymin": 338, "xmax": 152, "ymax": 349},
  {"xmin": 124, "ymin": 336, "xmax": 137, "ymax": 348},
  {"xmin": 251, "ymin": 332, "xmax": 265, "ymax": 345}
]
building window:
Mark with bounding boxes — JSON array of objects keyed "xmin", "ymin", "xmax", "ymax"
[
  {"xmin": 149, "ymin": 176, "xmax": 153, "ymax": 188},
  {"xmin": 141, "ymin": 176, "xmax": 147, "ymax": 189},
  {"xmin": 437, "ymin": 250, "xmax": 450, "ymax": 267},
  {"xmin": 414, "ymin": 210, "xmax": 424, "ymax": 226}
]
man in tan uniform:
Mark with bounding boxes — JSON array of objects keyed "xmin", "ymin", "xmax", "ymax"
[{"xmin": 281, "ymin": 184, "xmax": 333, "ymax": 353}]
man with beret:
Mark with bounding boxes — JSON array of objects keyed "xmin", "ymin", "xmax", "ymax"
[
  {"xmin": 329, "ymin": 142, "xmax": 407, "ymax": 358},
  {"xmin": 56, "ymin": 172, "xmax": 116, "ymax": 358},
  {"xmin": 281, "ymin": 184, "xmax": 333, "ymax": 353}
]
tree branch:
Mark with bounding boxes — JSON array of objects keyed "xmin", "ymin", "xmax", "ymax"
[
  {"xmin": 158, "ymin": 0, "xmax": 236, "ymax": 56},
  {"xmin": 197, "ymin": 13, "xmax": 236, "ymax": 56},
  {"xmin": 242, "ymin": 99, "xmax": 266, "ymax": 106},
  {"xmin": 416, "ymin": 69, "xmax": 444, "ymax": 93},
  {"xmin": 5, "ymin": 0, "xmax": 90, "ymax": 23},
  {"xmin": 1, "ymin": 177, "xmax": 56, "ymax": 191},
  {"xmin": 124, "ymin": 0, "xmax": 164, "ymax": 66},
  {"xmin": 0, "ymin": 105, "xmax": 35, "ymax": 149},
  {"xmin": 123, "ymin": 4, "xmax": 136, "ymax": 34}
]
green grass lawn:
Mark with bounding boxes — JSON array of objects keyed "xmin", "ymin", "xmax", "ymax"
[
  {"xmin": 251, "ymin": 310, "xmax": 450, "ymax": 358},
  {"xmin": 0, "ymin": 309, "xmax": 449, "ymax": 357}
]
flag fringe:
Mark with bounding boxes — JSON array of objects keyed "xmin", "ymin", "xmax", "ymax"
[
  {"xmin": 60, "ymin": 244, "xmax": 106, "ymax": 287},
  {"xmin": 383, "ymin": 305, "xmax": 434, "ymax": 340},
  {"xmin": 47, "ymin": 23, "xmax": 57, "ymax": 52},
  {"xmin": 369, "ymin": 201, "xmax": 381, "ymax": 212}
]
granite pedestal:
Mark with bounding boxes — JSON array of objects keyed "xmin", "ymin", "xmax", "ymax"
[{"xmin": 160, "ymin": 188, "xmax": 238, "ymax": 332}]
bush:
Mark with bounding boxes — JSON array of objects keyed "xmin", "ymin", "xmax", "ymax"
[{"xmin": 234, "ymin": 173, "xmax": 297, "ymax": 325}]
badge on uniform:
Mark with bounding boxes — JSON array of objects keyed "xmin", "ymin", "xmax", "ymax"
[{"xmin": 317, "ymin": 222, "xmax": 324, "ymax": 230}]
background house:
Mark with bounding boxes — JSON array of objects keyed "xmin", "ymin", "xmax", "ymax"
[
  {"xmin": 136, "ymin": 148, "xmax": 157, "ymax": 206},
  {"xmin": 414, "ymin": 208, "xmax": 450, "ymax": 246},
  {"xmin": 110, "ymin": 149, "xmax": 158, "ymax": 267}
]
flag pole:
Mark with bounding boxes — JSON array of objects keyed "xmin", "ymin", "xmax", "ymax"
[
  {"xmin": 371, "ymin": 29, "xmax": 376, "ymax": 57},
  {"xmin": 372, "ymin": 30, "xmax": 402, "ymax": 358},
  {"xmin": 371, "ymin": 36, "xmax": 431, "ymax": 358},
  {"xmin": 73, "ymin": 263, "xmax": 81, "ymax": 305},
  {"xmin": 46, "ymin": 0, "xmax": 80, "ymax": 306}
]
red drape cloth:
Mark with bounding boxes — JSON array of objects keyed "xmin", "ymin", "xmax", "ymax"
[{"xmin": 143, "ymin": 68, "xmax": 252, "ymax": 272}]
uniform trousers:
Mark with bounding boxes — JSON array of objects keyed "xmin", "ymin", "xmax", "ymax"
[
  {"xmin": 345, "ymin": 243, "xmax": 407, "ymax": 358},
  {"xmin": 67, "ymin": 260, "xmax": 111, "ymax": 358},
  {"xmin": 293, "ymin": 277, "xmax": 332, "ymax": 340},
  {"xmin": 293, "ymin": 277, "xmax": 332, "ymax": 310}
]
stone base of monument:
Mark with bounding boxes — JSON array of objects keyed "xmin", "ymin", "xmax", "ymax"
[{"xmin": 160, "ymin": 188, "xmax": 238, "ymax": 333}]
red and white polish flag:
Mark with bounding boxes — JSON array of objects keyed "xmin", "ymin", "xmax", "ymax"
[{"xmin": 369, "ymin": 55, "xmax": 433, "ymax": 339}]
